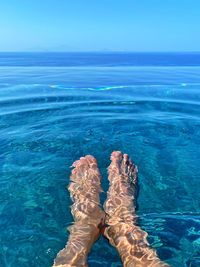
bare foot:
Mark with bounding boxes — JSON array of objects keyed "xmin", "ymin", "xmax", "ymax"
[
  {"xmin": 103, "ymin": 151, "xmax": 170, "ymax": 267},
  {"xmin": 53, "ymin": 155, "xmax": 105, "ymax": 267},
  {"xmin": 104, "ymin": 151, "xmax": 138, "ymax": 225}
]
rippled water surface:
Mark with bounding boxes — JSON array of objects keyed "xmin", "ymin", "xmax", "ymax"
[{"xmin": 0, "ymin": 53, "xmax": 200, "ymax": 267}]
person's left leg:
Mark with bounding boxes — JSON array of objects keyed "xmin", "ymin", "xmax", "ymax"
[{"xmin": 53, "ymin": 155, "xmax": 105, "ymax": 267}]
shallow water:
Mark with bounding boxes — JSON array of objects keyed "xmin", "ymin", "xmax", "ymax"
[{"xmin": 0, "ymin": 53, "xmax": 200, "ymax": 267}]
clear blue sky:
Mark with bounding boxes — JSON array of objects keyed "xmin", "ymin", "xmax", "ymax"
[{"xmin": 0, "ymin": 0, "xmax": 200, "ymax": 52}]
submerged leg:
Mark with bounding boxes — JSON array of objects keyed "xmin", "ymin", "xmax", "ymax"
[
  {"xmin": 53, "ymin": 155, "xmax": 105, "ymax": 267},
  {"xmin": 103, "ymin": 151, "xmax": 170, "ymax": 267}
]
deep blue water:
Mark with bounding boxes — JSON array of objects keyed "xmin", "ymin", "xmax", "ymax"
[
  {"xmin": 0, "ymin": 53, "xmax": 200, "ymax": 267},
  {"xmin": 1, "ymin": 52, "xmax": 200, "ymax": 67}
]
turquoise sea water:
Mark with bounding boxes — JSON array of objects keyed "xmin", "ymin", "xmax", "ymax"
[{"xmin": 0, "ymin": 53, "xmax": 200, "ymax": 267}]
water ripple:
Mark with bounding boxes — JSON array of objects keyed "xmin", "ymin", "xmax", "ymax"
[{"xmin": 0, "ymin": 80, "xmax": 200, "ymax": 267}]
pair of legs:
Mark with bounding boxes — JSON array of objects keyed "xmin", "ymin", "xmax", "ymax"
[{"xmin": 53, "ymin": 151, "xmax": 169, "ymax": 267}]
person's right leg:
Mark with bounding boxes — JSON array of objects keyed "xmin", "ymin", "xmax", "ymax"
[{"xmin": 103, "ymin": 151, "xmax": 170, "ymax": 267}]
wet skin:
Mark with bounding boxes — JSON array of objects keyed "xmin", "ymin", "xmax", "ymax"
[
  {"xmin": 53, "ymin": 152, "xmax": 170, "ymax": 267},
  {"xmin": 103, "ymin": 151, "xmax": 170, "ymax": 267},
  {"xmin": 53, "ymin": 155, "xmax": 105, "ymax": 267}
]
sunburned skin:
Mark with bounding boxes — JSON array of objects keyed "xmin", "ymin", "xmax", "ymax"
[
  {"xmin": 53, "ymin": 155, "xmax": 105, "ymax": 267},
  {"xmin": 103, "ymin": 151, "xmax": 170, "ymax": 267}
]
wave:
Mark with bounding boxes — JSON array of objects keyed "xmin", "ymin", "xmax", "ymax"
[{"xmin": 1, "ymin": 82, "xmax": 200, "ymax": 90}]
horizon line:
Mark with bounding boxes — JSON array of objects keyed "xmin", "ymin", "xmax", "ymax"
[{"xmin": 0, "ymin": 51, "xmax": 200, "ymax": 54}]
